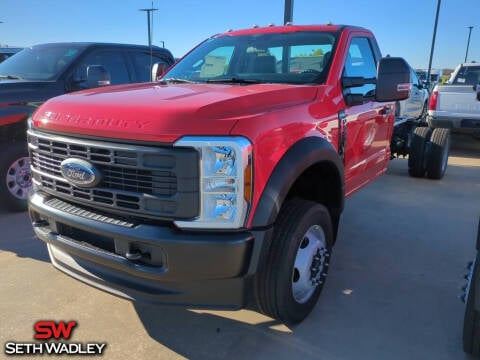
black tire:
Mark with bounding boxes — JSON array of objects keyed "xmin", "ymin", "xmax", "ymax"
[
  {"xmin": 426, "ymin": 128, "xmax": 450, "ymax": 180},
  {"xmin": 254, "ymin": 198, "xmax": 333, "ymax": 324},
  {"xmin": 408, "ymin": 126, "xmax": 431, "ymax": 178},
  {"xmin": 0, "ymin": 142, "xmax": 31, "ymax": 212},
  {"xmin": 463, "ymin": 252, "xmax": 480, "ymax": 356}
]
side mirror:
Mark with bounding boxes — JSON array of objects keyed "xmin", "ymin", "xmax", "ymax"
[
  {"xmin": 375, "ymin": 57, "xmax": 411, "ymax": 102},
  {"xmin": 476, "ymin": 84, "xmax": 480, "ymax": 101},
  {"xmin": 151, "ymin": 62, "xmax": 168, "ymax": 81},
  {"xmin": 86, "ymin": 65, "xmax": 111, "ymax": 88}
]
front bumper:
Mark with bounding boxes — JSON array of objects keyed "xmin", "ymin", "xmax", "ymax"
[{"xmin": 29, "ymin": 191, "xmax": 264, "ymax": 309}]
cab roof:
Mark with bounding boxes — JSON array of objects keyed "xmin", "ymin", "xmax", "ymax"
[{"xmin": 217, "ymin": 24, "xmax": 368, "ymax": 37}]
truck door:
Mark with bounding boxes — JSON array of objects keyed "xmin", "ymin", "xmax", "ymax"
[{"xmin": 342, "ymin": 36, "xmax": 393, "ymax": 195}]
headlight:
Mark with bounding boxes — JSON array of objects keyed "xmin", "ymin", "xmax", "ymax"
[{"xmin": 173, "ymin": 136, "xmax": 252, "ymax": 229}]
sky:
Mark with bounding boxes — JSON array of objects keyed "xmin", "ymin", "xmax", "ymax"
[{"xmin": 0, "ymin": 0, "xmax": 478, "ymax": 70}]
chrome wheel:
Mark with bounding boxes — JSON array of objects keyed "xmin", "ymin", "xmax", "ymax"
[
  {"xmin": 6, "ymin": 156, "xmax": 31, "ymax": 200},
  {"xmin": 292, "ymin": 224, "xmax": 329, "ymax": 304}
]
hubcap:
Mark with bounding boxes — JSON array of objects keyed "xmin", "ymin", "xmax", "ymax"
[
  {"xmin": 6, "ymin": 157, "xmax": 32, "ymax": 200},
  {"xmin": 292, "ymin": 225, "xmax": 329, "ymax": 304}
]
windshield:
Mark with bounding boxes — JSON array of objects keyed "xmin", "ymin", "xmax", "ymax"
[
  {"xmin": 0, "ymin": 44, "xmax": 85, "ymax": 81},
  {"xmin": 164, "ymin": 31, "xmax": 337, "ymax": 85}
]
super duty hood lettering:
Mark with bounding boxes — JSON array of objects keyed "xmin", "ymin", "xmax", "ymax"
[
  {"xmin": 33, "ymin": 83, "xmax": 318, "ymax": 142},
  {"xmin": 40, "ymin": 111, "xmax": 151, "ymax": 129}
]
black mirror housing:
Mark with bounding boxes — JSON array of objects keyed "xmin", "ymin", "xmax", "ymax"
[
  {"xmin": 375, "ymin": 57, "xmax": 411, "ymax": 102},
  {"xmin": 86, "ymin": 65, "xmax": 111, "ymax": 88}
]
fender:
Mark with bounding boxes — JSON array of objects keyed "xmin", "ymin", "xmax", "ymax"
[{"xmin": 251, "ymin": 136, "xmax": 345, "ymax": 228}]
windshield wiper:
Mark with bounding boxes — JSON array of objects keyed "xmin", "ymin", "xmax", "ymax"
[
  {"xmin": 0, "ymin": 74, "xmax": 23, "ymax": 80},
  {"xmin": 206, "ymin": 77, "xmax": 262, "ymax": 84},
  {"xmin": 159, "ymin": 78, "xmax": 196, "ymax": 84}
]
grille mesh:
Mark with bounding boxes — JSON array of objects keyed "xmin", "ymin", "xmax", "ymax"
[{"xmin": 28, "ymin": 130, "xmax": 199, "ymax": 220}]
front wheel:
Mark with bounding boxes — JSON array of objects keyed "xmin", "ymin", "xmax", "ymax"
[
  {"xmin": 0, "ymin": 142, "xmax": 31, "ymax": 212},
  {"xmin": 254, "ymin": 199, "xmax": 333, "ymax": 324}
]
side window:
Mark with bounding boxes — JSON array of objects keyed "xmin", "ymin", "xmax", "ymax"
[
  {"xmin": 75, "ymin": 50, "xmax": 130, "ymax": 85},
  {"xmin": 131, "ymin": 52, "xmax": 169, "ymax": 82},
  {"xmin": 410, "ymin": 68, "xmax": 421, "ymax": 87},
  {"xmin": 343, "ymin": 37, "xmax": 377, "ymax": 98}
]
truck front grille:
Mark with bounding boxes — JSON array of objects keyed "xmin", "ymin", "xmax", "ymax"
[{"xmin": 28, "ymin": 130, "xmax": 199, "ymax": 220}]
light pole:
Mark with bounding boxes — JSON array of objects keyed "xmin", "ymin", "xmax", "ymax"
[
  {"xmin": 427, "ymin": 0, "xmax": 441, "ymax": 87},
  {"xmin": 465, "ymin": 26, "xmax": 474, "ymax": 63},
  {"xmin": 139, "ymin": 7, "xmax": 158, "ymax": 48},
  {"xmin": 284, "ymin": 0, "xmax": 294, "ymax": 24}
]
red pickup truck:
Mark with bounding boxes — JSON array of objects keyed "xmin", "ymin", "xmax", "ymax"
[{"xmin": 27, "ymin": 24, "xmax": 445, "ymax": 324}]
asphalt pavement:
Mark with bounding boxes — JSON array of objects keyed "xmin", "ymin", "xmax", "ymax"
[{"xmin": 1, "ymin": 134, "xmax": 479, "ymax": 360}]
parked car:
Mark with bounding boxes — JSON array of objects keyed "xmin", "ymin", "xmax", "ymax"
[
  {"xmin": 0, "ymin": 42, "xmax": 174, "ymax": 211},
  {"xmin": 427, "ymin": 62, "xmax": 480, "ymax": 136},
  {"xmin": 0, "ymin": 47, "xmax": 22, "ymax": 63},
  {"xmin": 396, "ymin": 64, "xmax": 429, "ymax": 120},
  {"xmin": 463, "ymin": 218, "xmax": 480, "ymax": 357}
]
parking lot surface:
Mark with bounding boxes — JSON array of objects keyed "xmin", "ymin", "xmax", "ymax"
[{"xmin": 1, "ymin": 134, "xmax": 479, "ymax": 360}]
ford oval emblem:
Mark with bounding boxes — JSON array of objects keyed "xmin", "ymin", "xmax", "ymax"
[{"xmin": 60, "ymin": 158, "xmax": 101, "ymax": 188}]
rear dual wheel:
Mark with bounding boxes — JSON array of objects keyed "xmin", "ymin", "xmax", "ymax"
[
  {"xmin": 408, "ymin": 127, "xmax": 431, "ymax": 177},
  {"xmin": 408, "ymin": 127, "xmax": 450, "ymax": 180},
  {"xmin": 426, "ymin": 128, "xmax": 450, "ymax": 179}
]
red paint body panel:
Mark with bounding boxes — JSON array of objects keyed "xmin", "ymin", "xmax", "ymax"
[
  {"xmin": 33, "ymin": 83, "xmax": 317, "ymax": 143},
  {"xmin": 221, "ymin": 24, "xmax": 344, "ymax": 37}
]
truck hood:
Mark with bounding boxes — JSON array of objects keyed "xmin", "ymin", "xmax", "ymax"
[
  {"xmin": 32, "ymin": 82, "xmax": 318, "ymax": 143},
  {"xmin": 0, "ymin": 79, "xmax": 62, "ymax": 104}
]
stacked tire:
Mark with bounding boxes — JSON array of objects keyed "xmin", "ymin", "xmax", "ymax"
[{"xmin": 408, "ymin": 127, "xmax": 450, "ymax": 180}]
